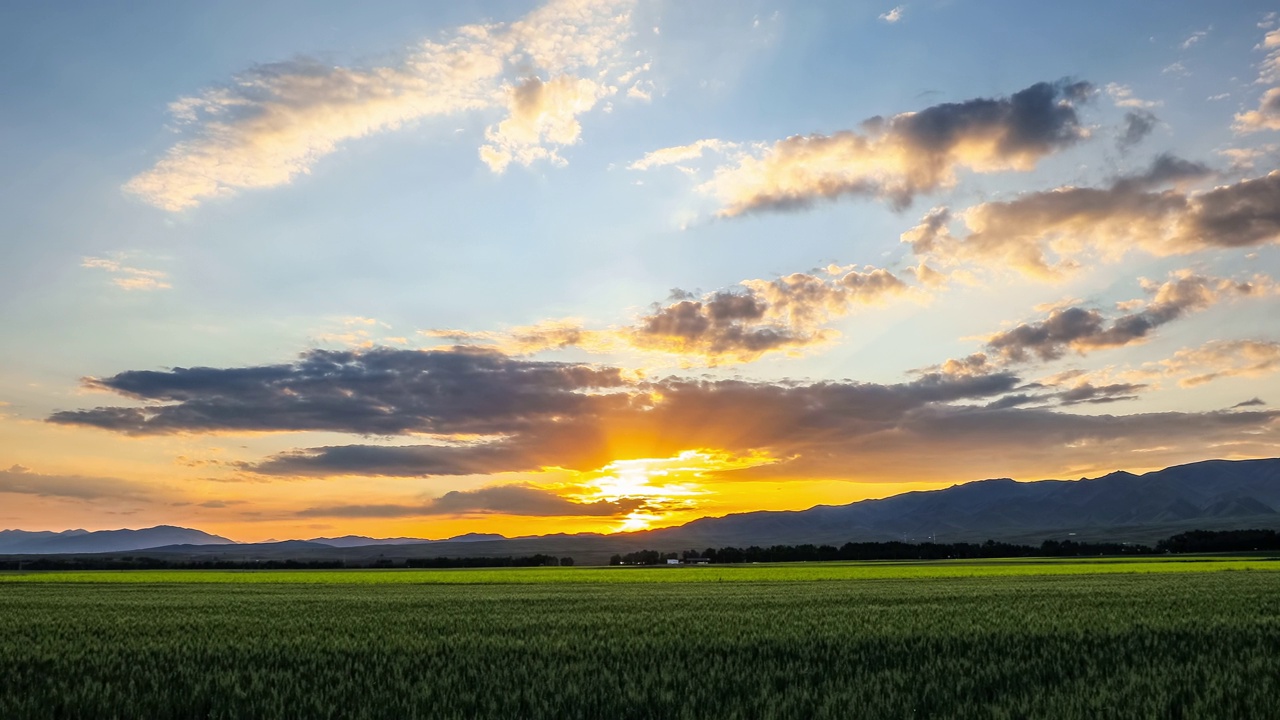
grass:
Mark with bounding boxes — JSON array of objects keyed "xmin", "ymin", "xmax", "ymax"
[
  {"xmin": 1, "ymin": 554, "xmax": 1277, "ymax": 585},
  {"xmin": 2, "ymin": 558, "xmax": 1279, "ymax": 718}
]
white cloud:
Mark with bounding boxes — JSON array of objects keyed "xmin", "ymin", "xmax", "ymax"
[
  {"xmin": 628, "ymin": 139, "xmax": 741, "ymax": 170},
  {"xmin": 1158, "ymin": 339, "xmax": 1280, "ymax": 387},
  {"xmin": 879, "ymin": 6, "xmax": 905, "ymax": 23},
  {"xmin": 1105, "ymin": 83, "xmax": 1162, "ymax": 109},
  {"xmin": 1234, "ymin": 29, "xmax": 1280, "ymax": 133},
  {"xmin": 479, "ymin": 75, "xmax": 613, "ymax": 172},
  {"xmin": 1180, "ymin": 28, "xmax": 1210, "ymax": 50},
  {"xmin": 125, "ymin": 0, "xmax": 640, "ymax": 211}
]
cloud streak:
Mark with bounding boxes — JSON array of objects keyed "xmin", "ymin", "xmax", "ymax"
[
  {"xmin": 124, "ymin": 0, "xmax": 639, "ymax": 210},
  {"xmin": 82, "ymin": 256, "xmax": 171, "ymax": 291},
  {"xmin": 1160, "ymin": 339, "xmax": 1280, "ymax": 387},
  {"xmin": 297, "ymin": 484, "xmax": 647, "ymax": 518},
  {"xmin": 0, "ymin": 465, "xmax": 156, "ymax": 502}
]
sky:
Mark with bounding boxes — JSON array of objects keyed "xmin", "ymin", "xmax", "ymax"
[{"xmin": 2, "ymin": 0, "xmax": 1280, "ymax": 542}]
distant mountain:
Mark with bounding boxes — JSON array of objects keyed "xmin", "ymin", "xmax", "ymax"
[
  {"xmin": 446, "ymin": 532, "xmax": 507, "ymax": 542},
  {"xmin": 632, "ymin": 458, "xmax": 1280, "ymax": 548},
  {"xmin": 307, "ymin": 533, "xmax": 506, "ymax": 547},
  {"xmin": 0, "ymin": 525, "xmax": 234, "ymax": 555}
]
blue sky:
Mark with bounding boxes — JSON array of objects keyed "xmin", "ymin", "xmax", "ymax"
[{"xmin": 2, "ymin": 1, "xmax": 1279, "ymax": 540}]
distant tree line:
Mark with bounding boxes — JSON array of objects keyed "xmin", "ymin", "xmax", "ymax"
[
  {"xmin": 405, "ymin": 554, "xmax": 572, "ymax": 568},
  {"xmin": 0, "ymin": 554, "xmax": 574, "ymax": 571},
  {"xmin": 0, "ymin": 558, "xmax": 347, "ymax": 571},
  {"xmin": 1155, "ymin": 529, "xmax": 1280, "ymax": 554},
  {"xmin": 608, "ymin": 529, "xmax": 1280, "ymax": 565}
]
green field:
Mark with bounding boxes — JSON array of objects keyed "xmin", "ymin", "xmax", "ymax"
[{"xmin": 2, "ymin": 558, "xmax": 1279, "ymax": 718}]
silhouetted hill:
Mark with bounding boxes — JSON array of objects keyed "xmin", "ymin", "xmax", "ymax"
[
  {"xmin": 634, "ymin": 458, "xmax": 1280, "ymax": 547},
  {"xmin": 0, "ymin": 525, "xmax": 233, "ymax": 554}
]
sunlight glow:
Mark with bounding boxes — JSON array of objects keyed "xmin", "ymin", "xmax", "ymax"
[{"xmin": 567, "ymin": 449, "xmax": 779, "ymax": 531}]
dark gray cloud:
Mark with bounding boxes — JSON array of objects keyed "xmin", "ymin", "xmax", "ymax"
[
  {"xmin": 866, "ymin": 79, "xmax": 1092, "ymax": 158},
  {"xmin": 1233, "ymin": 397, "xmax": 1267, "ymax": 408},
  {"xmin": 633, "ymin": 292, "xmax": 792, "ymax": 356},
  {"xmin": 983, "ymin": 273, "xmax": 1259, "ymax": 363},
  {"xmin": 627, "ymin": 268, "xmax": 910, "ymax": 361},
  {"xmin": 248, "ymin": 368, "xmax": 1022, "ymax": 477},
  {"xmin": 1109, "ymin": 153, "xmax": 1213, "ymax": 193},
  {"xmin": 1192, "ymin": 172, "xmax": 1280, "ymax": 247},
  {"xmin": 296, "ymin": 484, "xmax": 649, "ymax": 519},
  {"xmin": 1117, "ymin": 110, "xmax": 1158, "ymax": 151},
  {"xmin": 1054, "ymin": 382, "xmax": 1147, "ymax": 405},
  {"xmin": 260, "ymin": 396, "xmax": 1279, "ymax": 485},
  {"xmin": 49, "ymin": 347, "xmax": 630, "ymax": 436},
  {"xmin": 46, "ymin": 347, "xmax": 1280, "ymax": 485}
]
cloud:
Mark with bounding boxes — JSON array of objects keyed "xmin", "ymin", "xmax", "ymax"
[
  {"xmin": 1180, "ymin": 28, "xmax": 1210, "ymax": 50},
  {"xmin": 1117, "ymin": 110, "xmax": 1158, "ymax": 151},
  {"xmin": 0, "ymin": 465, "xmax": 155, "ymax": 501},
  {"xmin": 256, "ymin": 372, "xmax": 1276, "ymax": 482},
  {"xmin": 982, "ymin": 272, "xmax": 1272, "ymax": 363},
  {"xmin": 479, "ymin": 74, "xmax": 613, "ymax": 172},
  {"xmin": 1236, "ymin": 88, "xmax": 1280, "ymax": 133},
  {"xmin": 905, "ymin": 155, "xmax": 1280, "ymax": 279},
  {"xmin": 1235, "ymin": 29, "xmax": 1280, "ymax": 132},
  {"xmin": 1051, "ymin": 381, "xmax": 1148, "ymax": 406},
  {"xmin": 311, "ymin": 316, "xmax": 407, "ymax": 349},
  {"xmin": 1233, "ymin": 397, "xmax": 1267, "ymax": 408},
  {"xmin": 124, "ymin": 0, "xmax": 639, "ymax": 210},
  {"xmin": 628, "ymin": 267, "xmax": 911, "ymax": 361},
  {"xmin": 48, "ymin": 347, "xmax": 630, "ymax": 436},
  {"xmin": 1159, "ymin": 339, "xmax": 1280, "ymax": 387},
  {"xmin": 297, "ymin": 484, "xmax": 647, "ymax": 518},
  {"xmin": 1219, "ymin": 144, "xmax": 1279, "ymax": 172},
  {"xmin": 628, "ymin": 139, "xmax": 739, "ymax": 170},
  {"xmin": 1104, "ymin": 83, "xmax": 1162, "ymax": 109},
  {"xmin": 82, "ymin": 256, "xmax": 171, "ymax": 291},
  {"xmin": 879, "ymin": 6, "xmax": 905, "ymax": 23},
  {"xmin": 638, "ymin": 79, "xmax": 1093, "ymax": 215},
  {"xmin": 43, "ymin": 346, "xmax": 1280, "ymax": 483},
  {"xmin": 427, "ymin": 266, "xmax": 916, "ymax": 365}
]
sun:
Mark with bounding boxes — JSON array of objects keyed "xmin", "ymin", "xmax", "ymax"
[{"xmin": 568, "ymin": 449, "xmax": 779, "ymax": 532}]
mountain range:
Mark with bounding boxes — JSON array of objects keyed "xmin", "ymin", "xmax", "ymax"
[
  {"xmin": 4, "ymin": 458, "xmax": 1279, "ymax": 564},
  {"xmin": 0, "ymin": 525, "xmax": 232, "ymax": 555}
]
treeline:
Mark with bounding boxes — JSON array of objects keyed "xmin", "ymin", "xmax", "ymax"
[
  {"xmin": 0, "ymin": 554, "xmax": 574, "ymax": 571},
  {"xmin": 1156, "ymin": 529, "xmax": 1280, "ymax": 554},
  {"xmin": 0, "ymin": 558, "xmax": 347, "ymax": 571},
  {"xmin": 405, "ymin": 555, "xmax": 573, "ymax": 568},
  {"xmin": 609, "ymin": 529, "xmax": 1280, "ymax": 565}
]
